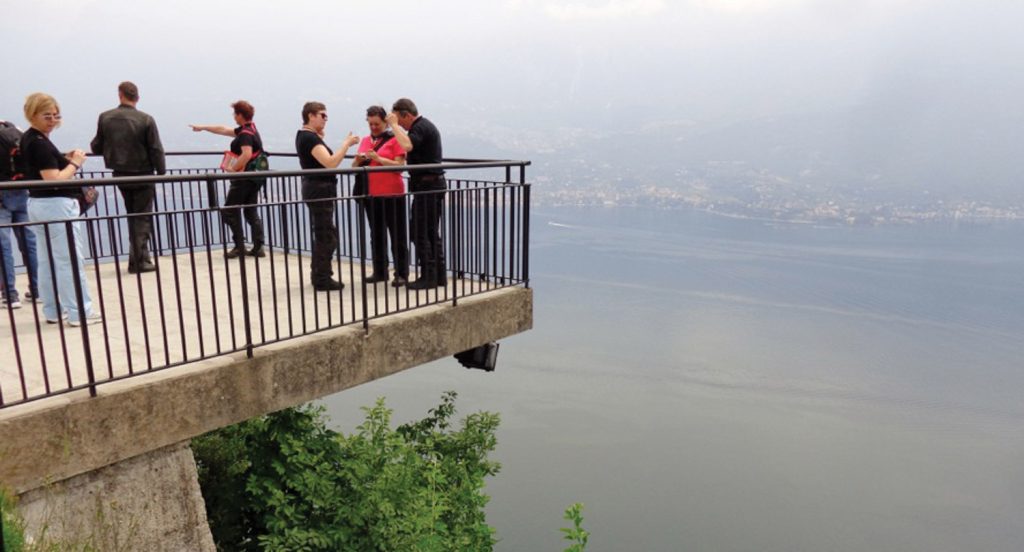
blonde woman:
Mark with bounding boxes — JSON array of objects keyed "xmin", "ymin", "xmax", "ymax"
[{"xmin": 22, "ymin": 93, "xmax": 100, "ymax": 326}]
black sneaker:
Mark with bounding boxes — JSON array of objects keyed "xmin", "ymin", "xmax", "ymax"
[
  {"xmin": 313, "ymin": 279, "xmax": 345, "ymax": 291},
  {"xmin": 407, "ymin": 277, "xmax": 436, "ymax": 290},
  {"xmin": 129, "ymin": 261, "xmax": 157, "ymax": 274}
]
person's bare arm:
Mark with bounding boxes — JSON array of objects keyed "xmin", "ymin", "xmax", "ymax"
[
  {"xmin": 229, "ymin": 145, "xmax": 253, "ymax": 173},
  {"xmin": 364, "ymin": 151, "xmax": 405, "ymax": 167},
  {"xmin": 40, "ymin": 150, "xmax": 86, "ymax": 181},
  {"xmin": 387, "ymin": 113, "xmax": 413, "ymax": 152},
  {"xmin": 312, "ymin": 133, "xmax": 360, "ymax": 168},
  {"xmin": 189, "ymin": 124, "xmax": 235, "ymax": 137}
]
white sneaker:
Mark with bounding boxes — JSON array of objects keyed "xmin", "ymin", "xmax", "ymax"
[
  {"xmin": 67, "ymin": 312, "xmax": 102, "ymax": 327},
  {"xmin": 5, "ymin": 298, "xmax": 21, "ymax": 309},
  {"xmin": 46, "ymin": 313, "xmax": 69, "ymax": 324}
]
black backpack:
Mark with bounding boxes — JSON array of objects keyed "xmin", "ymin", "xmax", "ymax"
[{"xmin": 0, "ymin": 121, "xmax": 26, "ymax": 182}]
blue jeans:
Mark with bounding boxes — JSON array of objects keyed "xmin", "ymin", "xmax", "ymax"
[
  {"xmin": 0, "ymin": 190, "xmax": 39, "ymax": 301},
  {"xmin": 27, "ymin": 197, "xmax": 94, "ymax": 321}
]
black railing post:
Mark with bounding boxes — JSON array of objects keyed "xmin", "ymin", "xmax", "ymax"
[
  {"xmin": 520, "ymin": 166, "xmax": 530, "ymax": 288},
  {"xmin": 452, "ymin": 184, "xmax": 460, "ymax": 307},
  {"xmin": 66, "ymin": 220, "xmax": 98, "ymax": 397},
  {"xmin": 279, "ymin": 198, "xmax": 290, "ymax": 254},
  {"xmin": 237, "ymin": 253, "xmax": 254, "ymax": 358},
  {"xmin": 358, "ymin": 194, "xmax": 370, "ymax": 333},
  {"xmin": 206, "ymin": 177, "xmax": 219, "ymax": 209}
]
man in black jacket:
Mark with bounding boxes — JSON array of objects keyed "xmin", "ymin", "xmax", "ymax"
[
  {"xmin": 91, "ymin": 81, "xmax": 166, "ymax": 274},
  {"xmin": 387, "ymin": 98, "xmax": 446, "ymax": 290}
]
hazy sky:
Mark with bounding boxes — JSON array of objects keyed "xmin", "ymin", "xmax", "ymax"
[{"xmin": 5, "ymin": 0, "xmax": 1023, "ymax": 191}]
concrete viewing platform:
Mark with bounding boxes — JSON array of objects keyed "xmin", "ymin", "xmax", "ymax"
[{"xmin": 0, "ymin": 156, "xmax": 533, "ymax": 549}]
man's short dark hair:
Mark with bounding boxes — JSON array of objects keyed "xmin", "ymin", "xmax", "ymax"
[
  {"xmin": 118, "ymin": 81, "xmax": 139, "ymax": 102},
  {"xmin": 232, "ymin": 100, "xmax": 255, "ymax": 121},
  {"xmin": 392, "ymin": 98, "xmax": 418, "ymax": 117},
  {"xmin": 302, "ymin": 101, "xmax": 326, "ymax": 124},
  {"xmin": 366, "ymin": 105, "xmax": 387, "ymax": 119}
]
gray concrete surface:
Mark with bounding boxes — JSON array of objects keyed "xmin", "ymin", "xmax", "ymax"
[{"xmin": 17, "ymin": 441, "xmax": 215, "ymax": 552}]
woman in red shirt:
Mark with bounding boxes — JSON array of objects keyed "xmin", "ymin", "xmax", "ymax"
[{"xmin": 353, "ymin": 106, "xmax": 409, "ymax": 286}]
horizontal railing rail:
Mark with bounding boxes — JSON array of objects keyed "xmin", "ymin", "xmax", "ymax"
[{"xmin": 0, "ymin": 154, "xmax": 530, "ymax": 408}]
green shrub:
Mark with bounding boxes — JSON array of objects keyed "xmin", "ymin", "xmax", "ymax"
[
  {"xmin": 193, "ymin": 391, "xmax": 500, "ymax": 551},
  {"xmin": 1, "ymin": 487, "xmax": 26, "ymax": 552},
  {"xmin": 561, "ymin": 503, "xmax": 589, "ymax": 552}
]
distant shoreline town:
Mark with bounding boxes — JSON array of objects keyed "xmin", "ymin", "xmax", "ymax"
[{"xmin": 531, "ymin": 176, "xmax": 1024, "ymax": 226}]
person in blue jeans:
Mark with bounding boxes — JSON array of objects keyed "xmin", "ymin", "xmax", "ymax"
[
  {"xmin": 21, "ymin": 92, "xmax": 99, "ymax": 326},
  {"xmin": 0, "ymin": 189, "xmax": 40, "ymax": 309}
]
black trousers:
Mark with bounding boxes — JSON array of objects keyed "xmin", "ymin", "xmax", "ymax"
[
  {"xmin": 113, "ymin": 171, "xmax": 156, "ymax": 269},
  {"xmin": 301, "ymin": 178, "xmax": 338, "ymax": 284},
  {"xmin": 366, "ymin": 195, "xmax": 409, "ymax": 278},
  {"xmin": 409, "ymin": 175, "xmax": 446, "ymax": 282},
  {"xmin": 222, "ymin": 179, "xmax": 264, "ymax": 249}
]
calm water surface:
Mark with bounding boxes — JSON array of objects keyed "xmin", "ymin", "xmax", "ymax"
[{"xmin": 324, "ymin": 206, "xmax": 1024, "ymax": 551}]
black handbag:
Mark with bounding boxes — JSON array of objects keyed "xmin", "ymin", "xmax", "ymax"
[{"xmin": 78, "ymin": 186, "xmax": 98, "ymax": 214}]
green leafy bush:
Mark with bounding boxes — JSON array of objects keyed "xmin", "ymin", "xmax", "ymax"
[
  {"xmin": 193, "ymin": 391, "xmax": 501, "ymax": 551},
  {"xmin": 561, "ymin": 503, "xmax": 589, "ymax": 552},
  {"xmin": 2, "ymin": 487, "xmax": 27, "ymax": 552}
]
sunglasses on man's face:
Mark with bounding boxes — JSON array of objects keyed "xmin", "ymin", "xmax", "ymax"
[{"xmin": 318, "ymin": 112, "xmax": 328, "ymax": 121}]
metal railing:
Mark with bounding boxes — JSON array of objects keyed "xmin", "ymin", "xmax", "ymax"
[{"xmin": 0, "ymin": 153, "xmax": 530, "ymax": 408}]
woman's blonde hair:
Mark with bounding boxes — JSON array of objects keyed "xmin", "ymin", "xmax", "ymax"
[{"xmin": 24, "ymin": 92, "xmax": 59, "ymax": 122}]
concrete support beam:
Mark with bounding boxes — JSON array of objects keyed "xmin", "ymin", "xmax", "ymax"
[{"xmin": 17, "ymin": 441, "xmax": 215, "ymax": 551}]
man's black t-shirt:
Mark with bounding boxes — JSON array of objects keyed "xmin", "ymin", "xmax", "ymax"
[
  {"xmin": 231, "ymin": 122, "xmax": 263, "ymax": 158},
  {"xmin": 22, "ymin": 128, "xmax": 75, "ymax": 199},
  {"xmin": 295, "ymin": 129, "xmax": 335, "ymax": 184},
  {"xmin": 406, "ymin": 117, "xmax": 443, "ymax": 176}
]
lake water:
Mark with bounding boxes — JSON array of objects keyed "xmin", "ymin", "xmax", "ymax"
[{"xmin": 323, "ymin": 206, "xmax": 1024, "ymax": 551}]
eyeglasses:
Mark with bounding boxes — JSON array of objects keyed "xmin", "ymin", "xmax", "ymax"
[
  {"xmin": 42, "ymin": 113, "xmax": 63, "ymax": 122},
  {"xmin": 318, "ymin": 112, "xmax": 328, "ymax": 121}
]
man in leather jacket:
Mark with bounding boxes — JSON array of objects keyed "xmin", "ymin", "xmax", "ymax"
[{"xmin": 91, "ymin": 81, "xmax": 166, "ymax": 274}]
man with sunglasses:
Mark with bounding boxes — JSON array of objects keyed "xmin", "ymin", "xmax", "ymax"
[
  {"xmin": 295, "ymin": 102, "xmax": 359, "ymax": 291},
  {"xmin": 386, "ymin": 98, "xmax": 446, "ymax": 290}
]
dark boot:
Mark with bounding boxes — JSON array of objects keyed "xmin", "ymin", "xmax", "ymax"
[
  {"xmin": 225, "ymin": 244, "xmax": 246, "ymax": 259},
  {"xmin": 434, "ymin": 260, "xmax": 447, "ymax": 286},
  {"xmin": 313, "ymin": 278, "xmax": 344, "ymax": 291},
  {"xmin": 407, "ymin": 277, "xmax": 436, "ymax": 290},
  {"xmin": 407, "ymin": 267, "xmax": 437, "ymax": 290},
  {"xmin": 247, "ymin": 216, "xmax": 265, "ymax": 257}
]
